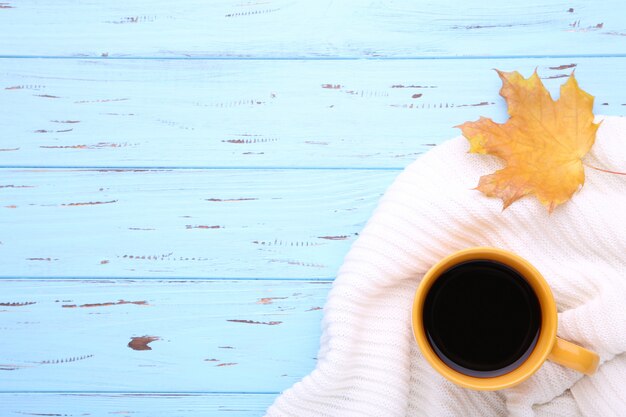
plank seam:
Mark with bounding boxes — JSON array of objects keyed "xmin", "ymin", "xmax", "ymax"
[
  {"xmin": 0, "ymin": 391, "xmax": 281, "ymax": 395},
  {"xmin": 0, "ymin": 166, "xmax": 405, "ymax": 171},
  {"xmin": 0, "ymin": 277, "xmax": 335, "ymax": 282},
  {"xmin": 0, "ymin": 54, "xmax": 626, "ymax": 60}
]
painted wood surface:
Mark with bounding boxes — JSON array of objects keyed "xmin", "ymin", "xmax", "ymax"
[
  {"xmin": 0, "ymin": 169, "xmax": 391, "ymax": 278},
  {"xmin": 0, "ymin": 0, "xmax": 625, "ymax": 58},
  {"xmin": 2, "ymin": 0, "xmax": 626, "ymax": 415},
  {"xmin": 0, "ymin": 280, "xmax": 328, "ymax": 392},
  {"xmin": 0, "ymin": 393, "xmax": 275, "ymax": 416},
  {"xmin": 2, "ymin": 58, "xmax": 626, "ymax": 168}
]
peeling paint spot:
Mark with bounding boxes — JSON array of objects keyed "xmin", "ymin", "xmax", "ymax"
[
  {"xmin": 393, "ymin": 152, "xmax": 422, "ymax": 158},
  {"xmin": 40, "ymin": 354, "xmax": 94, "ymax": 365},
  {"xmin": 63, "ymin": 300, "xmax": 147, "ymax": 309},
  {"xmin": 269, "ymin": 259, "xmax": 326, "ymax": 268},
  {"xmin": 227, "ymin": 319, "xmax": 282, "ymax": 326},
  {"xmin": 567, "ymin": 7, "xmax": 574, "ymax": 12},
  {"xmin": 452, "ymin": 21, "xmax": 544, "ymax": 30},
  {"xmin": 205, "ymin": 197, "xmax": 258, "ymax": 202},
  {"xmin": 100, "ymin": 260, "xmax": 109, "ymax": 264},
  {"xmin": 0, "ymin": 301, "xmax": 36, "ymax": 307},
  {"xmin": 62, "ymin": 200, "xmax": 117, "ymax": 206},
  {"xmin": 411, "ymin": 93, "xmax": 423, "ymax": 99},
  {"xmin": 118, "ymin": 252, "xmax": 206, "ymax": 262},
  {"xmin": 541, "ymin": 74, "xmax": 569, "ymax": 79},
  {"xmin": 216, "ymin": 362, "xmax": 238, "ymax": 367},
  {"xmin": 41, "ymin": 142, "xmax": 132, "ymax": 149},
  {"xmin": 106, "ymin": 15, "xmax": 157, "ymax": 24},
  {"xmin": 455, "ymin": 24, "xmax": 507, "ymax": 29},
  {"xmin": 567, "ymin": 20, "xmax": 604, "ymax": 32},
  {"xmin": 35, "ymin": 94, "xmax": 60, "ymax": 99},
  {"xmin": 128, "ymin": 336, "xmax": 160, "ymax": 351},
  {"xmin": 218, "ymin": 346, "xmax": 234, "ymax": 349},
  {"xmin": 391, "ymin": 85, "xmax": 436, "ymax": 89},
  {"xmin": 40, "ymin": 144, "xmax": 81, "ymax": 149},
  {"xmin": 257, "ymin": 297, "xmax": 287, "ymax": 305},
  {"xmin": 222, "ymin": 137, "xmax": 277, "ymax": 144},
  {"xmin": 390, "ymin": 102, "xmax": 455, "ymax": 109},
  {"xmin": 225, "ymin": 8, "xmax": 279, "ymax": 17},
  {"xmin": 75, "ymin": 98, "xmax": 129, "ymax": 104},
  {"xmin": 0, "ymin": 366, "xmax": 22, "ymax": 371},
  {"xmin": 253, "ymin": 239, "xmax": 321, "ymax": 247},
  {"xmin": 34, "ymin": 129, "xmax": 51, "ymax": 133},
  {"xmin": 56, "ymin": 128, "xmax": 74, "ymax": 133},
  {"xmin": 156, "ymin": 118, "xmax": 194, "ymax": 131},
  {"xmin": 343, "ymin": 89, "xmax": 388, "ymax": 97},
  {"xmin": 204, "ymin": 358, "xmax": 220, "ymax": 362},
  {"xmin": 185, "ymin": 225, "xmax": 221, "ymax": 229},
  {"xmin": 5, "ymin": 84, "xmax": 44, "ymax": 90},
  {"xmin": 200, "ymin": 99, "xmax": 265, "ymax": 108},
  {"xmin": 457, "ymin": 101, "xmax": 492, "ymax": 107},
  {"xmin": 548, "ymin": 64, "xmax": 576, "ymax": 70},
  {"xmin": 318, "ymin": 235, "xmax": 349, "ymax": 240}
]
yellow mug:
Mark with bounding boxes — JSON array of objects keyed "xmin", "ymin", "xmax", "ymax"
[{"xmin": 412, "ymin": 247, "xmax": 599, "ymax": 390}]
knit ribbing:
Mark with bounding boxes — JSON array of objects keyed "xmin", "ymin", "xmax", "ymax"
[{"xmin": 266, "ymin": 115, "xmax": 626, "ymax": 417}]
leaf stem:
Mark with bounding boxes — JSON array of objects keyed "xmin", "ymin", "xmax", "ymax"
[{"xmin": 584, "ymin": 162, "xmax": 626, "ymax": 176}]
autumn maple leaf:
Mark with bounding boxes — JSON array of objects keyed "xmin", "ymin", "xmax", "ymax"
[{"xmin": 457, "ymin": 70, "xmax": 600, "ymax": 212}]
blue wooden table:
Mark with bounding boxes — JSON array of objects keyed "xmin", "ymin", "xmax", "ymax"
[{"xmin": 0, "ymin": 1, "xmax": 625, "ymax": 415}]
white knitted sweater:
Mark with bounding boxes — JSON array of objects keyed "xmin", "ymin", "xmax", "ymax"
[{"xmin": 266, "ymin": 115, "xmax": 626, "ymax": 417}]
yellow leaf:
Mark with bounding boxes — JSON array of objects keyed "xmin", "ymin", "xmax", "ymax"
[{"xmin": 457, "ymin": 70, "xmax": 600, "ymax": 212}]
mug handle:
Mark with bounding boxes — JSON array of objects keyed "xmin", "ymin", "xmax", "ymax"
[{"xmin": 548, "ymin": 337, "xmax": 599, "ymax": 375}]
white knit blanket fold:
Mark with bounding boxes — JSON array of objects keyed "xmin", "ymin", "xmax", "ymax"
[{"xmin": 266, "ymin": 116, "xmax": 626, "ymax": 417}]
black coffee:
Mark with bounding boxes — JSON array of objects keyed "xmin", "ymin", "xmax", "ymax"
[{"xmin": 423, "ymin": 260, "xmax": 541, "ymax": 377}]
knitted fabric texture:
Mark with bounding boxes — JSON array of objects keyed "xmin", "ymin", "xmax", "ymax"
[{"xmin": 266, "ymin": 115, "xmax": 626, "ymax": 417}]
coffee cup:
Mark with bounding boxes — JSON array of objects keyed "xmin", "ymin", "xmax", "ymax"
[{"xmin": 412, "ymin": 247, "xmax": 599, "ymax": 390}]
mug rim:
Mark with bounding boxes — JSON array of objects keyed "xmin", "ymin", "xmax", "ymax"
[{"xmin": 412, "ymin": 247, "xmax": 558, "ymax": 390}]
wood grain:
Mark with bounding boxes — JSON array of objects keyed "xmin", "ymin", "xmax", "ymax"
[
  {"xmin": 0, "ymin": 169, "xmax": 392, "ymax": 278},
  {"xmin": 0, "ymin": 279, "xmax": 329, "ymax": 392},
  {"xmin": 1, "ymin": 58, "xmax": 625, "ymax": 168},
  {"xmin": 0, "ymin": 0, "xmax": 624, "ymax": 58},
  {"xmin": 0, "ymin": 393, "xmax": 274, "ymax": 416},
  {"xmin": 3, "ymin": 0, "xmax": 626, "ymax": 410}
]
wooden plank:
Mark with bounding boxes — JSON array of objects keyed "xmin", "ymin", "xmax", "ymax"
[
  {"xmin": 0, "ymin": 169, "xmax": 391, "ymax": 278},
  {"xmin": 0, "ymin": 279, "xmax": 328, "ymax": 392},
  {"xmin": 0, "ymin": 0, "xmax": 624, "ymax": 58},
  {"xmin": 1, "ymin": 57, "xmax": 625, "ymax": 168},
  {"xmin": 0, "ymin": 393, "xmax": 274, "ymax": 417}
]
